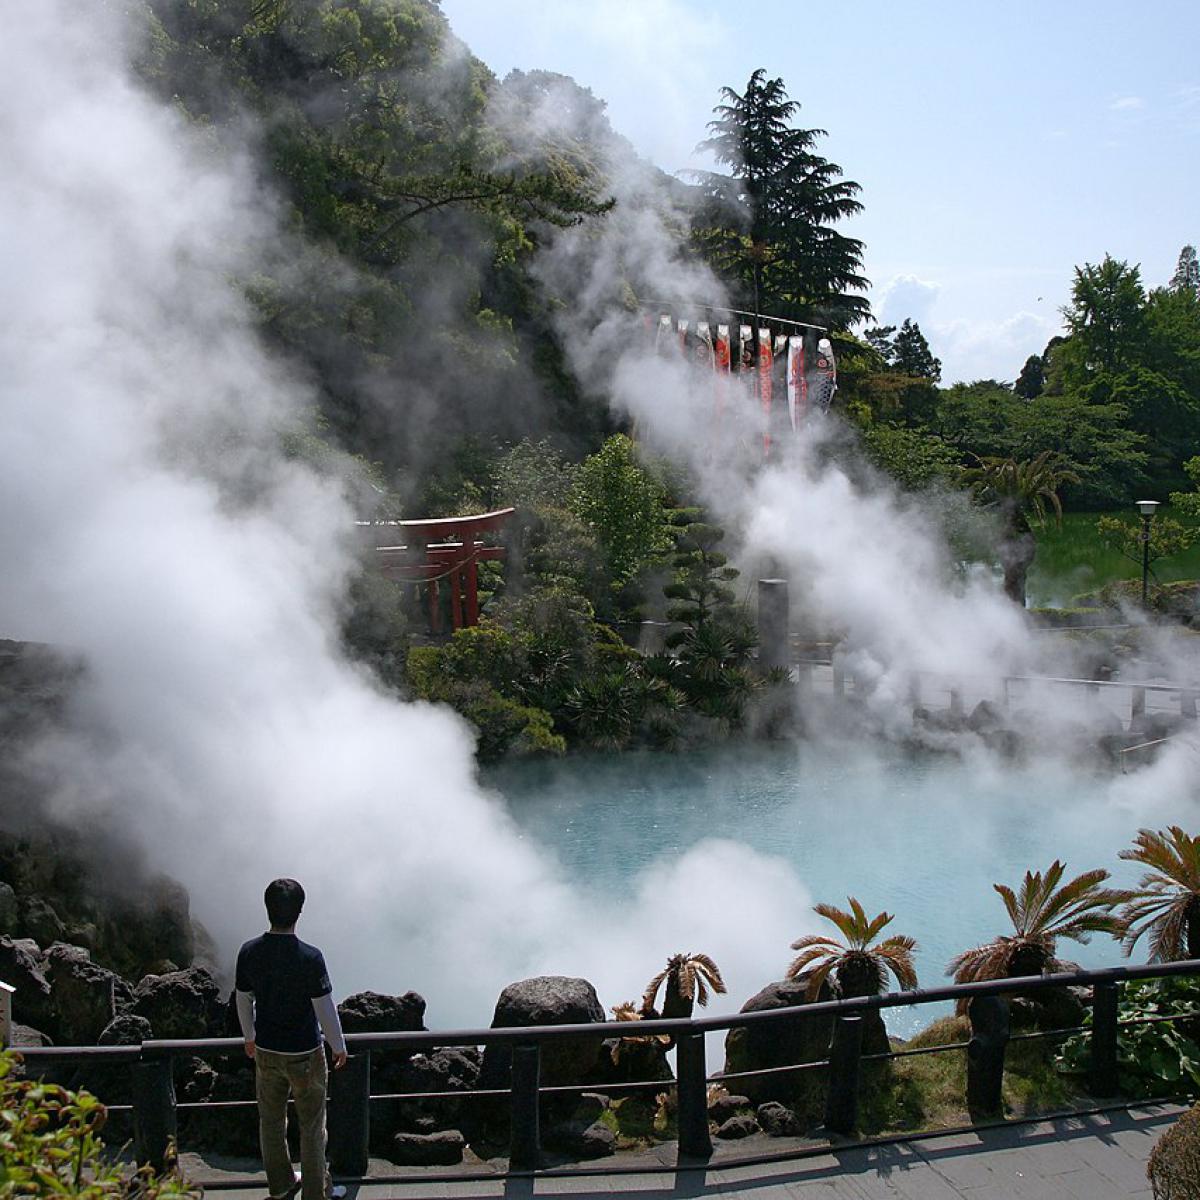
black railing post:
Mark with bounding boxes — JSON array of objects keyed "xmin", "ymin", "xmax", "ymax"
[
  {"xmin": 1090, "ymin": 980, "xmax": 1120, "ymax": 1096},
  {"xmin": 509, "ymin": 1041, "xmax": 541, "ymax": 1171},
  {"xmin": 328, "ymin": 1050, "xmax": 370, "ymax": 1178},
  {"xmin": 824, "ymin": 1014, "xmax": 862, "ymax": 1136},
  {"xmin": 132, "ymin": 1053, "xmax": 177, "ymax": 1171},
  {"xmin": 676, "ymin": 1029, "xmax": 712, "ymax": 1160},
  {"xmin": 967, "ymin": 995, "xmax": 1010, "ymax": 1117}
]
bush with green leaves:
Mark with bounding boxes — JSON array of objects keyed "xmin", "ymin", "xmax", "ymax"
[
  {"xmin": 0, "ymin": 1052, "xmax": 198, "ymax": 1196},
  {"xmin": 1057, "ymin": 975, "xmax": 1200, "ymax": 1099}
]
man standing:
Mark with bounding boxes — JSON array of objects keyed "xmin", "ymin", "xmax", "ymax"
[{"xmin": 236, "ymin": 879, "xmax": 349, "ymax": 1200}]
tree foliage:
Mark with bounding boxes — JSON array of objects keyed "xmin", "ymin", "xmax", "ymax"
[
  {"xmin": 948, "ymin": 861, "xmax": 1126, "ymax": 983},
  {"xmin": 690, "ymin": 70, "xmax": 869, "ymax": 329},
  {"xmin": 1119, "ymin": 828, "xmax": 1200, "ymax": 963},
  {"xmin": 788, "ymin": 898, "xmax": 918, "ymax": 1000}
]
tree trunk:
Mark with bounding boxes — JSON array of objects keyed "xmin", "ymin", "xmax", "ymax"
[
  {"xmin": 1187, "ymin": 898, "xmax": 1200, "ymax": 961},
  {"xmin": 999, "ymin": 530, "xmax": 1037, "ymax": 607}
]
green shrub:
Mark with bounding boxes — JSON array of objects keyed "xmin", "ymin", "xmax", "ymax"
[
  {"xmin": 1149, "ymin": 1104, "xmax": 1200, "ymax": 1199},
  {"xmin": 0, "ymin": 1051, "xmax": 197, "ymax": 1196},
  {"xmin": 1058, "ymin": 976, "xmax": 1200, "ymax": 1099}
]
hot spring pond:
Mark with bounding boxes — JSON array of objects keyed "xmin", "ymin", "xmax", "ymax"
[{"xmin": 487, "ymin": 743, "xmax": 1196, "ymax": 1037}]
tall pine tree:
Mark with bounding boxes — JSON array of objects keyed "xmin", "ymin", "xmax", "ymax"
[{"xmin": 689, "ymin": 70, "xmax": 869, "ymax": 330}]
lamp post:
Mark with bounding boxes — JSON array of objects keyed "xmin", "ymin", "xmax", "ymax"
[{"xmin": 1136, "ymin": 500, "xmax": 1160, "ymax": 607}]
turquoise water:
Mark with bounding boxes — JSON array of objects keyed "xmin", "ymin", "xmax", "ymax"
[{"xmin": 489, "ymin": 743, "xmax": 1192, "ymax": 1036}]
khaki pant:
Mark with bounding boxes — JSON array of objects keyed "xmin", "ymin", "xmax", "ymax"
[{"xmin": 255, "ymin": 1047, "xmax": 330, "ymax": 1200}]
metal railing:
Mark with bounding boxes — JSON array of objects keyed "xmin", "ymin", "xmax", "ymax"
[{"xmin": 12, "ymin": 958, "xmax": 1200, "ymax": 1182}]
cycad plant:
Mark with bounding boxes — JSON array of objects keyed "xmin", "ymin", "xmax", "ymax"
[
  {"xmin": 1119, "ymin": 827, "xmax": 1200, "ymax": 962},
  {"xmin": 961, "ymin": 451, "xmax": 1079, "ymax": 605},
  {"xmin": 788, "ymin": 898, "xmax": 918, "ymax": 999},
  {"xmin": 641, "ymin": 953, "xmax": 727, "ymax": 1020},
  {"xmin": 948, "ymin": 861, "xmax": 1126, "ymax": 983}
]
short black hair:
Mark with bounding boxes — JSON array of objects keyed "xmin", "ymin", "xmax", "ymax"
[{"xmin": 264, "ymin": 878, "xmax": 305, "ymax": 928}]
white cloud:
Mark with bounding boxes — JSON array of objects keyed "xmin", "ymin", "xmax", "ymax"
[
  {"xmin": 1110, "ymin": 95, "xmax": 1145, "ymax": 111},
  {"xmin": 929, "ymin": 310, "xmax": 1061, "ymax": 384},
  {"xmin": 875, "ymin": 273, "xmax": 941, "ymax": 327}
]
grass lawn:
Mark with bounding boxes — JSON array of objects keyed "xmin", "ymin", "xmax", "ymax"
[{"xmin": 1028, "ymin": 509, "xmax": 1200, "ymax": 607}]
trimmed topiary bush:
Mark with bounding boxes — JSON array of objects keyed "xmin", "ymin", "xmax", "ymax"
[{"xmin": 1149, "ymin": 1104, "xmax": 1200, "ymax": 1199}]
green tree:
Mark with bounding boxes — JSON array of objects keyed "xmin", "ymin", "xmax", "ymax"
[
  {"xmin": 1171, "ymin": 244, "xmax": 1200, "ymax": 294},
  {"xmin": 1170, "ymin": 457, "xmax": 1200, "ymax": 519},
  {"xmin": 569, "ymin": 435, "xmax": 672, "ymax": 594},
  {"xmin": 690, "ymin": 70, "xmax": 869, "ymax": 329},
  {"xmin": 961, "ymin": 452, "xmax": 1080, "ymax": 605},
  {"xmin": 1119, "ymin": 827, "xmax": 1200, "ymax": 962},
  {"xmin": 948, "ymin": 861, "xmax": 1125, "ymax": 982},
  {"xmin": 862, "ymin": 425, "xmax": 960, "ymax": 490},
  {"xmin": 787, "ymin": 898, "xmax": 918, "ymax": 1000},
  {"xmin": 1095, "ymin": 514, "xmax": 1199, "ymax": 597},
  {"xmin": 1013, "ymin": 354, "xmax": 1045, "ymax": 399},
  {"xmin": 1060, "ymin": 255, "xmax": 1147, "ymax": 380}
]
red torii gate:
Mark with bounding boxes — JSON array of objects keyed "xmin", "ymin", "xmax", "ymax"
[{"xmin": 359, "ymin": 508, "xmax": 514, "ymax": 633}]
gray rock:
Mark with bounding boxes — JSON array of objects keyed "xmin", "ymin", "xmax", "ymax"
[
  {"xmin": 0, "ymin": 883, "xmax": 17, "ymax": 934},
  {"xmin": 45, "ymin": 943, "xmax": 117, "ymax": 1043},
  {"xmin": 133, "ymin": 965, "xmax": 222, "ymax": 1038},
  {"xmin": 544, "ymin": 1119, "xmax": 616, "ymax": 1159},
  {"xmin": 480, "ymin": 977, "xmax": 605, "ymax": 1089},
  {"xmin": 388, "ymin": 1130, "xmax": 465, "ymax": 1166},
  {"xmin": 98, "ymin": 1013, "xmax": 152, "ymax": 1046},
  {"xmin": 10, "ymin": 1022, "xmax": 51, "ymax": 1047},
  {"xmin": 716, "ymin": 1114, "xmax": 759, "ymax": 1140},
  {"xmin": 708, "ymin": 1092, "xmax": 752, "ymax": 1121},
  {"xmin": 18, "ymin": 896, "xmax": 65, "ymax": 946},
  {"xmin": 592, "ymin": 1034, "xmax": 674, "ymax": 1086},
  {"xmin": 0, "ymin": 935, "xmax": 54, "ymax": 1033},
  {"xmin": 338, "ymin": 989, "xmax": 426, "ymax": 1033},
  {"xmin": 723, "ymin": 974, "xmax": 835, "ymax": 1104},
  {"xmin": 394, "ymin": 1046, "xmax": 480, "ymax": 1094},
  {"xmin": 757, "ymin": 1101, "xmax": 803, "ymax": 1137}
]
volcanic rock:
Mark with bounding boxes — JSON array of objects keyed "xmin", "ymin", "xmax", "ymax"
[
  {"xmin": 19, "ymin": 896, "xmax": 65, "ymax": 946},
  {"xmin": 757, "ymin": 1101, "xmax": 803, "ymax": 1137},
  {"xmin": 44, "ymin": 942, "xmax": 118, "ymax": 1043},
  {"xmin": 0, "ymin": 883, "xmax": 17, "ymax": 934},
  {"xmin": 0, "ymin": 935, "xmax": 54, "ymax": 1032},
  {"xmin": 715, "ymin": 1114, "xmax": 759, "ymax": 1140},
  {"xmin": 132, "ymin": 965, "xmax": 223, "ymax": 1038},
  {"xmin": 723, "ymin": 974, "xmax": 835, "ymax": 1104},
  {"xmin": 544, "ymin": 1119, "xmax": 616, "ymax": 1159},
  {"xmin": 479, "ymin": 977, "xmax": 606, "ymax": 1090},
  {"xmin": 592, "ymin": 1033, "xmax": 673, "ymax": 1086},
  {"xmin": 338, "ymin": 989, "xmax": 427, "ymax": 1033},
  {"xmin": 388, "ymin": 1130, "xmax": 466, "ymax": 1166},
  {"xmin": 99, "ymin": 1012, "xmax": 152, "ymax": 1046},
  {"xmin": 708, "ymin": 1092, "xmax": 752, "ymax": 1121}
]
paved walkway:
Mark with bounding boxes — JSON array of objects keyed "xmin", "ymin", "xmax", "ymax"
[{"xmin": 192, "ymin": 1104, "xmax": 1180, "ymax": 1198}]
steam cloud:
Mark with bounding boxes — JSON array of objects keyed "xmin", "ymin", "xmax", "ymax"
[
  {"xmin": 1, "ymin": 5, "xmax": 1196, "ymax": 1037},
  {"xmin": 0, "ymin": 3, "xmax": 826, "ymax": 1024}
]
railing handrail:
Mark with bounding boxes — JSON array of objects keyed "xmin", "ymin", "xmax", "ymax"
[{"xmin": 16, "ymin": 957, "xmax": 1200, "ymax": 1062}]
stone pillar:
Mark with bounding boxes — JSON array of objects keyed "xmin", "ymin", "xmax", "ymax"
[{"xmin": 757, "ymin": 579, "xmax": 790, "ymax": 675}]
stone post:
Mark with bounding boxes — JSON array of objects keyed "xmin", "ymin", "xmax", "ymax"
[{"xmin": 757, "ymin": 579, "xmax": 790, "ymax": 675}]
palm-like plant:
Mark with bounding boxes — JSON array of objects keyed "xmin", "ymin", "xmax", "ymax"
[
  {"xmin": 787, "ymin": 898, "xmax": 918, "ymax": 999},
  {"xmin": 948, "ymin": 861, "xmax": 1126, "ymax": 983},
  {"xmin": 960, "ymin": 452, "xmax": 1080, "ymax": 605},
  {"xmin": 1119, "ymin": 827, "xmax": 1200, "ymax": 962},
  {"xmin": 640, "ymin": 953, "xmax": 726, "ymax": 1020}
]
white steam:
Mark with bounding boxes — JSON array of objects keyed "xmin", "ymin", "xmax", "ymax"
[{"xmin": 0, "ymin": 3, "xmax": 831, "ymax": 1026}]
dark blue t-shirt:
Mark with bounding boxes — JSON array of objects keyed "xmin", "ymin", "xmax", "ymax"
[{"xmin": 235, "ymin": 932, "xmax": 332, "ymax": 1053}]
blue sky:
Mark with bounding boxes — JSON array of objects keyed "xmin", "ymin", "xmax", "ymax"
[{"xmin": 441, "ymin": 0, "xmax": 1200, "ymax": 383}]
